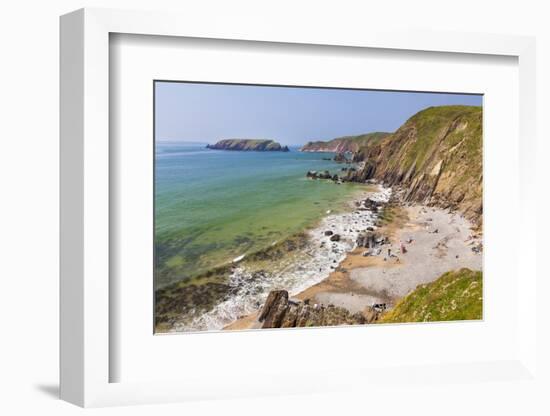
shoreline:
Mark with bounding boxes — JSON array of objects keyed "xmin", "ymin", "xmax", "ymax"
[
  {"xmin": 157, "ymin": 179, "xmax": 482, "ymax": 333},
  {"xmin": 224, "ymin": 188, "xmax": 483, "ymax": 331},
  {"xmin": 181, "ymin": 184, "xmax": 389, "ymax": 332},
  {"xmin": 222, "ymin": 184, "xmax": 395, "ymax": 331},
  {"xmin": 157, "ymin": 182, "xmax": 388, "ymax": 333}
]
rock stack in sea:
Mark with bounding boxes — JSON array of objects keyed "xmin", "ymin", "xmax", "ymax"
[{"xmin": 306, "ymin": 170, "xmax": 339, "ymax": 181}]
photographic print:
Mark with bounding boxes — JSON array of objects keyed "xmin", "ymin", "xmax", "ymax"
[{"xmin": 154, "ymin": 82, "xmax": 483, "ymax": 333}]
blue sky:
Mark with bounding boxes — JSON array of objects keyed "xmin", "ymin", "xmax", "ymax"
[{"xmin": 155, "ymin": 82, "xmax": 482, "ymax": 146}]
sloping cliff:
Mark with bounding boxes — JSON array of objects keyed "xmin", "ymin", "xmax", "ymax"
[
  {"xmin": 378, "ymin": 268, "xmax": 482, "ymax": 323},
  {"xmin": 206, "ymin": 139, "xmax": 289, "ymax": 151},
  {"xmin": 345, "ymin": 106, "xmax": 483, "ymax": 226},
  {"xmin": 300, "ymin": 132, "xmax": 390, "ymax": 153}
]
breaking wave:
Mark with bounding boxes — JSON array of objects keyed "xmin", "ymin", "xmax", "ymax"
[{"xmin": 174, "ymin": 186, "xmax": 392, "ymax": 332}]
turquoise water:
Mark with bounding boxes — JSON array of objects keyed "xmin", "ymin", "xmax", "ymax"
[{"xmin": 155, "ymin": 142, "xmax": 360, "ymax": 288}]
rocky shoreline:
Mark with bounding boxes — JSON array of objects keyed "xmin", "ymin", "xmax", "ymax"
[
  {"xmin": 222, "ymin": 186, "xmax": 397, "ymax": 331},
  {"xmin": 255, "ymin": 289, "xmax": 384, "ymax": 329},
  {"xmin": 156, "ymin": 185, "xmax": 392, "ymax": 332},
  {"xmin": 224, "ymin": 184, "xmax": 483, "ymax": 331},
  {"xmin": 156, "ymin": 173, "xmax": 483, "ymax": 333}
]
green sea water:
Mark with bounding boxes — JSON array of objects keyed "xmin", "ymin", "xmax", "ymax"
[{"xmin": 155, "ymin": 142, "xmax": 361, "ymax": 288}]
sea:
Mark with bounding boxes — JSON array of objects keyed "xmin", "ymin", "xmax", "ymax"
[{"xmin": 155, "ymin": 141, "xmax": 361, "ymax": 289}]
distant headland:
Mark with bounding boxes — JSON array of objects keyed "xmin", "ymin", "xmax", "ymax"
[
  {"xmin": 206, "ymin": 139, "xmax": 289, "ymax": 152},
  {"xmin": 300, "ymin": 132, "xmax": 391, "ymax": 153}
]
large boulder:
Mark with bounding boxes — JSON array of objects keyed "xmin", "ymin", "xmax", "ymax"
[
  {"xmin": 258, "ymin": 290, "xmax": 289, "ymax": 328},
  {"xmin": 356, "ymin": 231, "xmax": 379, "ymax": 248},
  {"xmin": 257, "ymin": 290, "xmax": 370, "ymax": 329}
]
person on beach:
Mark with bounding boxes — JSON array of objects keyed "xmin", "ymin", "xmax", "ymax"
[
  {"xmin": 400, "ymin": 241, "xmax": 407, "ymax": 254},
  {"xmin": 388, "ymin": 248, "xmax": 391, "ymax": 257}
]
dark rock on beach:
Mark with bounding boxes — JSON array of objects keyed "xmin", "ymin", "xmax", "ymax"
[
  {"xmin": 258, "ymin": 290, "xmax": 290, "ymax": 328},
  {"xmin": 257, "ymin": 290, "xmax": 371, "ymax": 328}
]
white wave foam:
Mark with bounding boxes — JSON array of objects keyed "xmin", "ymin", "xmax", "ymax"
[{"xmin": 176, "ymin": 186, "xmax": 392, "ymax": 332}]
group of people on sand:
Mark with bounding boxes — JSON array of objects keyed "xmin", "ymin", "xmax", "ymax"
[{"xmin": 385, "ymin": 238, "xmax": 413, "ymax": 263}]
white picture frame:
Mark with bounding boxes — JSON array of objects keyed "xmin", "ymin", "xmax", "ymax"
[{"xmin": 60, "ymin": 7, "xmax": 538, "ymax": 407}]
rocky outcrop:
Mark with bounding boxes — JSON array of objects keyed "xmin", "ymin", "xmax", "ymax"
[
  {"xmin": 300, "ymin": 132, "xmax": 390, "ymax": 153},
  {"xmin": 155, "ymin": 277, "xmax": 232, "ymax": 329},
  {"xmin": 333, "ymin": 152, "xmax": 349, "ymax": 163},
  {"xmin": 155, "ymin": 234, "xmax": 312, "ymax": 332},
  {"xmin": 207, "ymin": 139, "xmax": 289, "ymax": 151},
  {"xmin": 344, "ymin": 106, "xmax": 483, "ymax": 226},
  {"xmin": 258, "ymin": 290, "xmax": 382, "ymax": 328},
  {"xmin": 306, "ymin": 170, "xmax": 339, "ymax": 181},
  {"xmin": 356, "ymin": 231, "xmax": 380, "ymax": 249}
]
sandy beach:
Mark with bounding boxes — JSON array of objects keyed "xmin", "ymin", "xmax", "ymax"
[{"xmin": 224, "ymin": 191, "xmax": 483, "ymax": 331}]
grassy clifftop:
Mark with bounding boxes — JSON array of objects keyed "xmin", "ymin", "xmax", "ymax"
[
  {"xmin": 379, "ymin": 268, "xmax": 483, "ymax": 323},
  {"xmin": 348, "ymin": 106, "xmax": 483, "ymax": 225},
  {"xmin": 207, "ymin": 139, "xmax": 289, "ymax": 151},
  {"xmin": 300, "ymin": 132, "xmax": 390, "ymax": 153}
]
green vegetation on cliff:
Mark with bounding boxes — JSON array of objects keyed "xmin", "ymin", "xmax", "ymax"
[
  {"xmin": 379, "ymin": 268, "xmax": 483, "ymax": 323},
  {"xmin": 347, "ymin": 106, "xmax": 483, "ymax": 225},
  {"xmin": 300, "ymin": 132, "xmax": 390, "ymax": 153},
  {"xmin": 206, "ymin": 139, "xmax": 289, "ymax": 151}
]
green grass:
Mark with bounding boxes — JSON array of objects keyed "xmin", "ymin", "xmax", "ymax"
[
  {"xmin": 401, "ymin": 105, "xmax": 482, "ymax": 173},
  {"xmin": 302, "ymin": 132, "xmax": 391, "ymax": 151},
  {"xmin": 379, "ymin": 268, "xmax": 483, "ymax": 323}
]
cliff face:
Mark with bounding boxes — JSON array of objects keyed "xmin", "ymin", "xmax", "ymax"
[
  {"xmin": 346, "ymin": 106, "xmax": 483, "ymax": 226},
  {"xmin": 206, "ymin": 139, "xmax": 289, "ymax": 151},
  {"xmin": 300, "ymin": 132, "xmax": 390, "ymax": 153}
]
